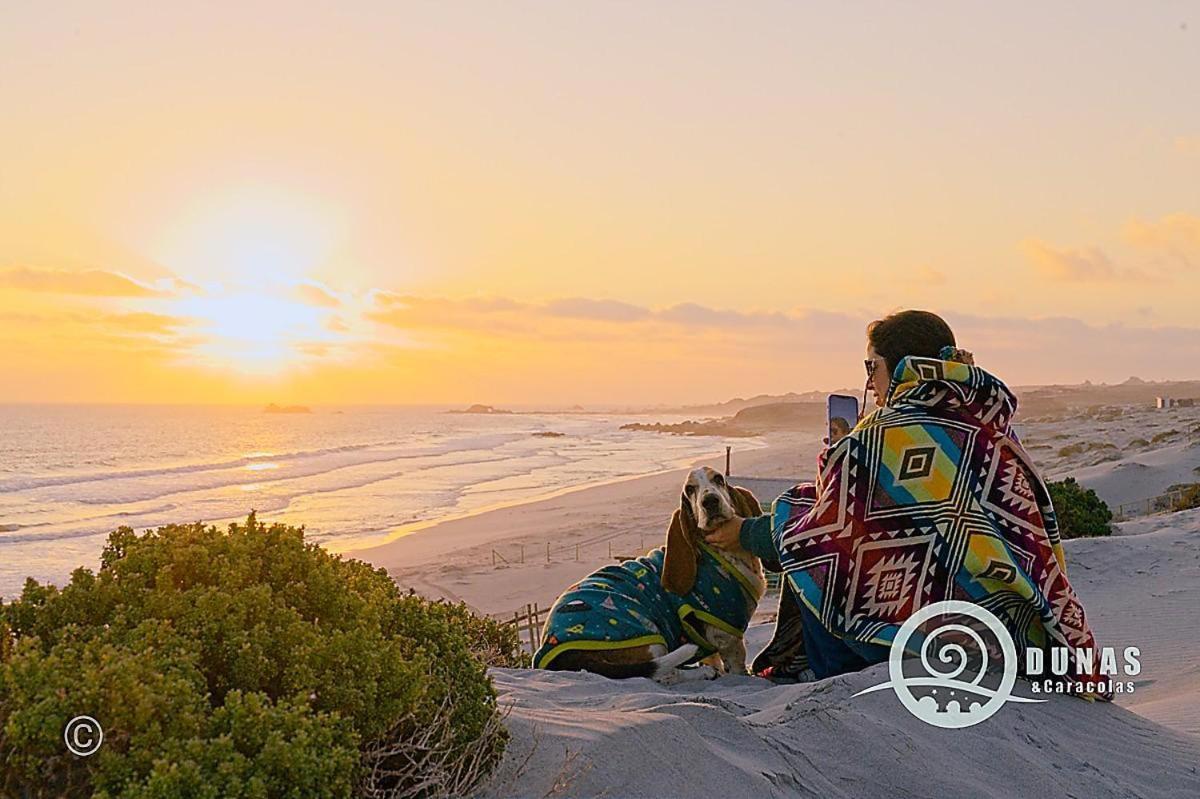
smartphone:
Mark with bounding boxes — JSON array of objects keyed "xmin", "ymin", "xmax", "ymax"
[{"xmin": 826, "ymin": 394, "xmax": 859, "ymax": 447}]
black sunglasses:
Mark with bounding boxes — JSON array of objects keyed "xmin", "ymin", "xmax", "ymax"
[{"xmin": 862, "ymin": 358, "xmax": 881, "ymax": 411}]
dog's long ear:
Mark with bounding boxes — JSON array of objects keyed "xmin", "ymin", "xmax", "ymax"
[
  {"xmin": 662, "ymin": 498, "xmax": 699, "ymax": 595},
  {"xmin": 729, "ymin": 485, "xmax": 762, "ymax": 519}
]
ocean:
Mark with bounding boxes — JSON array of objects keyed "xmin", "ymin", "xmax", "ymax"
[{"xmin": 0, "ymin": 404, "xmax": 744, "ymax": 597}]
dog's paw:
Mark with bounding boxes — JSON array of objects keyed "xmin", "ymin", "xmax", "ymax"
[{"xmin": 659, "ymin": 664, "xmax": 718, "ymax": 685}]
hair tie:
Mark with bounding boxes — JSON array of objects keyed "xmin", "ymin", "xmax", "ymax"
[{"xmin": 939, "ymin": 345, "xmax": 975, "ymax": 365}]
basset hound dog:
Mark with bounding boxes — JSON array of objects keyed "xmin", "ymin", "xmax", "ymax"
[{"xmin": 533, "ymin": 467, "xmax": 766, "ymax": 681}]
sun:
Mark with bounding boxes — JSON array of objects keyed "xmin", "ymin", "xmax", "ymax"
[
  {"xmin": 171, "ymin": 289, "xmax": 332, "ymax": 374},
  {"xmin": 137, "ymin": 182, "xmax": 348, "ymax": 374}
]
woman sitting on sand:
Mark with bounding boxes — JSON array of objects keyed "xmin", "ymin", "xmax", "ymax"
[{"xmin": 705, "ymin": 310, "xmax": 1110, "ymax": 693}]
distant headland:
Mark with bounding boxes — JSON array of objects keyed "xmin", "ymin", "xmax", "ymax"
[
  {"xmin": 264, "ymin": 403, "xmax": 312, "ymax": 414},
  {"xmin": 447, "ymin": 404, "xmax": 513, "ymax": 415}
]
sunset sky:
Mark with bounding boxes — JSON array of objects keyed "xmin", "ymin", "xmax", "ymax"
[{"xmin": 2, "ymin": 3, "xmax": 1198, "ymax": 405}]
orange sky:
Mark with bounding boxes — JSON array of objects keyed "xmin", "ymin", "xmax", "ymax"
[{"xmin": 2, "ymin": 4, "xmax": 1198, "ymax": 405}]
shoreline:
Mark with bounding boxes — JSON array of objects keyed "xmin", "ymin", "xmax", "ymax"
[
  {"xmin": 331, "ymin": 437, "xmax": 773, "ymax": 554},
  {"xmin": 348, "ymin": 433, "xmax": 818, "ymax": 615}
]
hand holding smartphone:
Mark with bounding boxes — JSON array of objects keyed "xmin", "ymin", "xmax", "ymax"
[{"xmin": 826, "ymin": 394, "xmax": 859, "ymax": 447}]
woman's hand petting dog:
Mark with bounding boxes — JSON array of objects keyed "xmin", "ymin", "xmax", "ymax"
[{"xmin": 704, "ymin": 515, "xmax": 744, "ymax": 551}]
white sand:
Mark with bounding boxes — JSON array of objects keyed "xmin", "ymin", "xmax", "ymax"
[
  {"xmin": 473, "ymin": 512, "xmax": 1200, "ymax": 798},
  {"xmin": 478, "ymin": 663, "xmax": 1200, "ymax": 799},
  {"xmin": 350, "ymin": 428, "xmax": 1200, "ymax": 797},
  {"xmin": 1019, "ymin": 404, "xmax": 1200, "ymax": 508}
]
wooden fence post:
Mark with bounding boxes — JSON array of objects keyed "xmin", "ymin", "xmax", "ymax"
[
  {"xmin": 533, "ymin": 602, "xmax": 541, "ymax": 650},
  {"xmin": 725, "ymin": 445, "xmax": 731, "ymax": 476},
  {"xmin": 524, "ymin": 603, "xmax": 536, "ymax": 653}
]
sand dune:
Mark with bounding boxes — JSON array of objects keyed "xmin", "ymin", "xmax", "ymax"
[
  {"xmin": 1071, "ymin": 441, "xmax": 1200, "ymax": 508},
  {"xmin": 1068, "ymin": 507, "xmax": 1200, "ymax": 737},
  {"xmin": 479, "ymin": 651, "xmax": 1199, "ymax": 799},
  {"xmin": 1017, "ymin": 404, "xmax": 1200, "ymax": 506},
  {"xmin": 475, "ymin": 511, "xmax": 1200, "ymax": 798}
]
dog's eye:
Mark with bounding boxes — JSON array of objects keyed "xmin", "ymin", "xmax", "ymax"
[
  {"xmin": 713, "ymin": 473, "xmax": 725, "ymax": 485},
  {"xmin": 684, "ymin": 485, "xmax": 696, "ymax": 496}
]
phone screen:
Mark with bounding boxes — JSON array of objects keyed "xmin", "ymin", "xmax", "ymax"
[{"xmin": 827, "ymin": 394, "xmax": 859, "ymax": 446}]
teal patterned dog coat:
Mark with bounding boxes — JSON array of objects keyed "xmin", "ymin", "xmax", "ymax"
[{"xmin": 534, "ymin": 543, "xmax": 758, "ymax": 669}]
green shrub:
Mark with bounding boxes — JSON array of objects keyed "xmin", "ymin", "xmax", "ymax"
[
  {"xmin": 421, "ymin": 597, "xmax": 523, "ymax": 670},
  {"xmin": 0, "ymin": 514, "xmax": 508, "ymax": 799},
  {"xmin": 1047, "ymin": 478, "xmax": 1113, "ymax": 538}
]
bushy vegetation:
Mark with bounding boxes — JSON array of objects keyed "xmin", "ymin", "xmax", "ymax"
[
  {"xmin": 1170, "ymin": 483, "xmax": 1200, "ymax": 512},
  {"xmin": 1055, "ymin": 441, "xmax": 1120, "ymax": 465},
  {"xmin": 1047, "ymin": 478, "xmax": 1113, "ymax": 538},
  {"xmin": 0, "ymin": 514, "xmax": 520, "ymax": 799},
  {"xmin": 1056, "ymin": 443, "xmax": 1088, "ymax": 459}
]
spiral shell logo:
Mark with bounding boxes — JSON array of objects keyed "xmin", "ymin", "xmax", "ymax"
[{"xmin": 853, "ymin": 600, "xmax": 1045, "ymax": 728}]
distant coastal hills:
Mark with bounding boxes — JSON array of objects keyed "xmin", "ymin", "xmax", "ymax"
[
  {"xmin": 265, "ymin": 376, "xmax": 1200, "ymax": 438},
  {"xmin": 620, "ymin": 402, "xmax": 825, "ymax": 436}
]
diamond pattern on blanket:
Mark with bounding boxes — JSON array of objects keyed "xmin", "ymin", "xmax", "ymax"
[
  {"xmin": 870, "ymin": 422, "xmax": 967, "ymax": 511},
  {"xmin": 979, "ymin": 439, "xmax": 1050, "ymax": 535},
  {"xmin": 847, "ymin": 534, "xmax": 934, "ymax": 625}
]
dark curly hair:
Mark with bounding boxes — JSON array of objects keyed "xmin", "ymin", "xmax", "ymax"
[{"xmin": 867, "ymin": 310, "xmax": 956, "ymax": 377}]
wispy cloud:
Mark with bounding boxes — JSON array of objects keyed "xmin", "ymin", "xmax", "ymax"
[
  {"xmin": 362, "ymin": 291, "xmax": 1200, "ymax": 388},
  {"xmin": 1020, "ymin": 239, "xmax": 1145, "ymax": 282},
  {"xmin": 294, "ymin": 282, "xmax": 341, "ymax": 308},
  {"xmin": 0, "ymin": 266, "xmax": 171, "ymax": 297},
  {"xmin": 1122, "ymin": 213, "xmax": 1200, "ymax": 271},
  {"xmin": 367, "ymin": 293, "xmax": 851, "ymax": 336},
  {"xmin": 98, "ymin": 311, "xmax": 192, "ymax": 336},
  {"xmin": 543, "ymin": 297, "xmax": 650, "ymax": 322}
]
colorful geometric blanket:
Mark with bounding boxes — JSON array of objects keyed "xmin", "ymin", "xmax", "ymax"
[
  {"xmin": 755, "ymin": 355, "xmax": 1112, "ymax": 697},
  {"xmin": 534, "ymin": 543, "xmax": 757, "ymax": 669}
]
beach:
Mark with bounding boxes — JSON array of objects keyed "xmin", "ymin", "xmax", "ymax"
[{"xmin": 350, "ymin": 433, "xmax": 818, "ymax": 615}]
